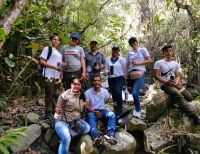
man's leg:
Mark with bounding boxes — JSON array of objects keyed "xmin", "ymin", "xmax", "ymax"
[
  {"xmin": 161, "ymin": 84, "xmax": 199, "ymax": 119},
  {"xmin": 44, "ymin": 81, "xmax": 54, "ymax": 114},
  {"xmin": 87, "ymin": 112, "xmax": 100, "ymax": 139},
  {"xmin": 77, "ymin": 119, "xmax": 90, "ymax": 134}
]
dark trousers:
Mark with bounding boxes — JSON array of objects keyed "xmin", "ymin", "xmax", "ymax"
[
  {"xmin": 45, "ymin": 81, "xmax": 61, "ymax": 113},
  {"xmin": 161, "ymin": 84, "xmax": 198, "ymax": 118},
  {"xmin": 62, "ymin": 69, "xmax": 82, "ymax": 90},
  {"xmin": 108, "ymin": 76, "xmax": 124, "ymax": 113}
]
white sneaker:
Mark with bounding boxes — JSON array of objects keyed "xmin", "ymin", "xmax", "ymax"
[{"xmin": 132, "ymin": 110, "xmax": 141, "ymax": 119}]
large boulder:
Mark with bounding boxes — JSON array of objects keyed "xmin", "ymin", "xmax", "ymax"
[
  {"xmin": 126, "ymin": 117, "xmax": 147, "ymax": 132},
  {"xmin": 102, "ymin": 131, "xmax": 136, "ymax": 154},
  {"xmin": 26, "ymin": 112, "xmax": 40, "ymax": 124},
  {"xmin": 10, "ymin": 124, "xmax": 42, "ymax": 153},
  {"xmin": 145, "ymin": 89, "xmax": 171, "ymax": 122}
]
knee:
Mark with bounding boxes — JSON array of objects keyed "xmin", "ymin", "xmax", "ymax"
[
  {"xmin": 107, "ymin": 111, "xmax": 116, "ymax": 119},
  {"xmin": 61, "ymin": 133, "xmax": 71, "ymax": 145},
  {"xmin": 83, "ymin": 123, "xmax": 90, "ymax": 134}
]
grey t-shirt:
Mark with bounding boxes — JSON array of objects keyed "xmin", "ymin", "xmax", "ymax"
[
  {"xmin": 61, "ymin": 45, "xmax": 85, "ymax": 72},
  {"xmin": 126, "ymin": 47, "xmax": 150, "ymax": 72},
  {"xmin": 154, "ymin": 59, "xmax": 182, "ymax": 81}
]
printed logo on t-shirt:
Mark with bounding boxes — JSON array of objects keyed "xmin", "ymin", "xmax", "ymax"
[{"xmin": 64, "ymin": 50, "xmax": 77, "ymax": 56}]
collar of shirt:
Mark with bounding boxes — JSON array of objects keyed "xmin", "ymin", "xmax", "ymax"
[{"xmin": 91, "ymin": 87, "xmax": 102, "ymax": 95}]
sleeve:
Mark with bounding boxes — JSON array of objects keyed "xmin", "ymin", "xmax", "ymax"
[
  {"xmin": 153, "ymin": 61, "xmax": 161, "ymax": 70},
  {"xmin": 104, "ymin": 89, "xmax": 110, "ymax": 101},
  {"xmin": 105, "ymin": 58, "xmax": 110, "ymax": 73},
  {"xmin": 56, "ymin": 92, "xmax": 67, "ymax": 107},
  {"xmin": 79, "ymin": 47, "xmax": 85, "ymax": 58},
  {"xmin": 101, "ymin": 53, "xmax": 106, "ymax": 65},
  {"xmin": 84, "ymin": 90, "xmax": 90, "ymax": 102},
  {"xmin": 142, "ymin": 48, "xmax": 150, "ymax": 58},
  {"xmin": 121, "ymin": 57, "xmax": 126, "ymax": 76},
  {"xmin": 40, "ymin": 47, "xmax": 49, "ymax": 60},
  {"xmin": 126, "ymin": 52, "xmax": 130, "ymax": 65}
]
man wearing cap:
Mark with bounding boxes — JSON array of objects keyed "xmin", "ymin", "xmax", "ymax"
[
  {"xmin": 61, "ymin": 32, "xmax": 86, "ymax": 90},
  {"xmin": 85, "ymin": 39, "xmax": 106, "ymax": 89},
  {"xmin": 106, "ymin": 45, "xmax": 126, "ymax": 116}
]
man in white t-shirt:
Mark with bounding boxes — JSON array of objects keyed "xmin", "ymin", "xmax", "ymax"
[{"xmin": 153, "ymin": 44, "xmax": 200, "ymax": 125}]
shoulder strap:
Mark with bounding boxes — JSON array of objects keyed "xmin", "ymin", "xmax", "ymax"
[{"xmin": 46, "ymin": 46, "xmax": 52, "ymax": 61}]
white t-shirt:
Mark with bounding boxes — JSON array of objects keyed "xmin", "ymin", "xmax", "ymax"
[
  {"xmin": 153, "ymin": 59, "xmax": 182, "ymax": 81},
  {"xmin": 40, "ymin": 46, "xmax": 62, "ymax": 79},
  {"xmin": 105, "ymin": 56, "xmax": 126, "ymax": 78}
]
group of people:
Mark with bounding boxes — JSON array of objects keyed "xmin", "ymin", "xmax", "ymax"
[{"xmin": 39, "ymin": 32, "xmax": 200, "ymax": 154}]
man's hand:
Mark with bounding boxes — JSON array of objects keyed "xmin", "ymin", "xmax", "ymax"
[
  {"xmin": 132, "ymin": 61, "xmax": 139, "ymax": 65},
  {"xmin": 94, "ymin": 111, "xmax": 102, "ymax": 118},
  {"xmin": 81, "ymin": 72, "xmax": 86, "ymax": 80},
  {"xmin": 166, "ymin": 80, "xmax": 178, "ymax": 86}
]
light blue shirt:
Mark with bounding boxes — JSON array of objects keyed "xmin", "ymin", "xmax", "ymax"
[
  {"xmin": 126, "ymin": 47, "xmax": 150, "ymax": 72},
  {"xmin": 85, "ymin": 88, "xmax": 110, "ymax": 109}
]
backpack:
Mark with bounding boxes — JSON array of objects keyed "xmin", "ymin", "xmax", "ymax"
[{"xmin": 38, "ymin": 46, "xmax": 52, "ymax": 74}]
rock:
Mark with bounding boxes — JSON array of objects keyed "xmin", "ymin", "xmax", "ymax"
[
  {"xmin": 126, "ymin": 117, "xmax": 147, "ymax": 132},
  {"xmin": 10, "ymin": 124, "xmax": 42, "ymax": 153},
  {"xmin": 45, "ymin": 129, "xmax": 55, "ymax": 143},
  {"xmin": 37, "ymin": 98, "xmax": 45, "ymax": 106},
  {"xmin": 41, "ymin": 122, "xmax": 50, "ymax": 129},
  {"xmin": 26, "ymin": 112, "xmax": 40, "ymax": 124},
  {"xmin": 2, "ymin": 119, "xmax": 14, "ymax": 125},
  {"xmin": 102, "ymin": 131, "xmax": 136, "ymax": 154},
  {"xmin": 74, "ymin": 135, "xmax": 94, "ymax": 154},
  {"xmin": 190, "ymin": 101, "xmax": 200, "ymax": 114},
  {"xmin": 146, "ymin": 90, "xmax": 171, "ymax": 122}
]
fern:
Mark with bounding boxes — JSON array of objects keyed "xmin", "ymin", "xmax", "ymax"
[{"xmin": 0, "ymin": 127, "xmax": 26, "ymax": 154}]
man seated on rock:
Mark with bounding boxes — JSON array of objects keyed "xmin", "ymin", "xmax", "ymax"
[
  {"xmin": 85, "ymin": 75, "xmax": 117, "ymax": 145},
  {"xmin": 153, "ymin": 44, "xmax": 200, "ymax": 125}
]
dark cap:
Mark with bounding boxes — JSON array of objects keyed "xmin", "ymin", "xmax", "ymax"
[
  {"xmin": 112, "ymin": 45, "xmax": 120, "ymax": 50},
  {"xmin": 90, "ymin": 38, "xmax": 98, "ymax": 44},
  {"xmin": 70, "ymin": 32, "xmax": 80, "ymax": 40}
]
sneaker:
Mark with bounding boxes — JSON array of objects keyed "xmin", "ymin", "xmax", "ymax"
[
  {"xmin": 132, "ymin": 110, "xmax": 141, "ymax": 119},
  {"xmin": 104, "ymin": 134, "xmax": 117, "ymax": 145},
  {"xmin": 94, "ymin": 137, "xmax": 102, "ymax": 146}
]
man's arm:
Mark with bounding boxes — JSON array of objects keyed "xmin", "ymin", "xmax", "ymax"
[
  {"xmin": 80, "ymin": 57, "xmax": 86, "ymax": 79},
  {"xmin": 86, "ymin": 100, "xmax": 102, "ymax": 117}
]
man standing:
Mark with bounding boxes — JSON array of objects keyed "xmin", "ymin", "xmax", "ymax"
[
  {"xmin": 85, "ymin": 75, "xmax": 117, "ymax": 145},
  {"xmin": 153, "ymin": 44, "xmax": 200, "ymax": 125},
  {"xmin": 85, "ymin": 39, "xmax": 106, "ymax": 89},
  {"xmin": 61, "ymin": 32, "xmax": 86, "ymax": 90}
]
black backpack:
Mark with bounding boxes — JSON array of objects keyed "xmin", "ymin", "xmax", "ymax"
[{"xmin": 38, "ymin": 46, "xmax": 52, "ymax": 74}]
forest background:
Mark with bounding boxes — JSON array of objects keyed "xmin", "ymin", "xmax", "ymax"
[{"xmin": 0, "ymin": 0, "xmax": 200, "ymax": 110}]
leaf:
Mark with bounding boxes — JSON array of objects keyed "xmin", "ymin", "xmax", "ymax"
[
  {"xmin": 153, "ymin": 15, "xmax": 160, "ymax": 24},
  {"xmin": 146, "ymin": 24, "xmax": 151, "ymax": 31},
  {"xmin": 0, "ymin": 28, "xmax": 6, "ymax": 41},
  {"xmin": 5, "ymin": 58, "xmax": 15, "ymax": 68},
  {"xmin": 0, "ymin": 143, "xmax": 9, "ymax": 154},
  {"xmin": 0, "ymin": 138, "xmax": 20, "ymax": 146}
]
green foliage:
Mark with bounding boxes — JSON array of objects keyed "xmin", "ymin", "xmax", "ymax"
[
  {"xmin": 0, "ymin": 127, "xmax": 26, "ymax": 154},
  {"xmin": 0, "ymin": 94, "xmax": 7, "ymax": 110},
  {"xmin": 0, "ymin": 28, "xmax": 6, "ymax": 41},
  {"xmin": 4, "ymin": 54, "xmax": 15, "ymax": 68}
]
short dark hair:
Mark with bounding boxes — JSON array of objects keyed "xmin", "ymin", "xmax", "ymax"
[
  {"xmin": 50, "ymin": 33, "xmax": 61, "ymax": 41},
  {"xmin": 162, "ymin": 44, "xmax": 173, "ymax": 53},
  {"xmin": 128, "ymin": 37, "xmax": 137, "ymax": 45},
  {"xmin": 70, "ymin": 75, "xmax": 80, "ymax": 84},
  {"xmin": 92, "ymin": 75, "xmax": 101, "ymax": 82}
]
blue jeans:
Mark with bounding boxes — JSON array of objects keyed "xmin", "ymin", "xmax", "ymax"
[
  {"xmin": 131, "ymin": 75, "xmax": 145, "ymax": 112},
  {"xmin": 108, "ymin": 76, "xmax": 124, "ymax": 112},
  {"xmin": 55, "ymin": 119, "xmax": 90, "ymax": 154},
  {"xmin": 87, "ymin": 109, "xmax": 116, "ymax": 139}
]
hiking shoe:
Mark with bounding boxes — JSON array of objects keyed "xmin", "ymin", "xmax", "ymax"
[
  {"xmin": 132, "ymin": 110, "xmax": 141, "ymax": 119},
  {"xmin": 94, "ymin": 137, "xmax": 102, "ymax": 146},
  {"xmin": 104, "ymin": 134, "xmax": 117, "ymax": 145}
]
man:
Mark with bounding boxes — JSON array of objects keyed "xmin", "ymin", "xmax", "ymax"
[
  {"xmin": 153, "ymin": 44, "xmax": 200, "ymax": 125},
  {"xmin": 61, "ymin": 32, "xmax": 86, "ymax": 90},
  {"xmin": 85, "ymin": 75, "xmax": 117, "ymax": 145},
  {"xmin": 85, "ymin": 39, "xmax": 106, "ymax": 89}
]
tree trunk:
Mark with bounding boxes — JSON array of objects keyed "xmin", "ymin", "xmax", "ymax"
[{"xmin": 0, "ymin": 0, "xmax": 29, "ymax": 52}]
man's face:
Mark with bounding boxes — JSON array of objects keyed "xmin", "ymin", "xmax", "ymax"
[
  {"xmin": 70, "ymin": 37, "xmax": 79, "ymax": 46},
  {"xmin": 163, "ymin": 47, "xmax": 173, "ymax": 59},
  {"xmin": 93, "ymin": 77, "xmax": 101, "ymax": 88},
  {"xmin": 90, "ymin": 42, "xmax": 98, "ymax": 51},
  {"xmin": 129, "ymin": 41, "xmax": 138, "ymax": 50},
  {"xmin": 112, "ymin": 49, "xmax": 119, "ymax": 57}
]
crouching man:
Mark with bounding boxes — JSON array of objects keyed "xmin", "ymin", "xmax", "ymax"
[{"xmin": 85, "ymin": 75, "xmax": 117, "ymax": 146}]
